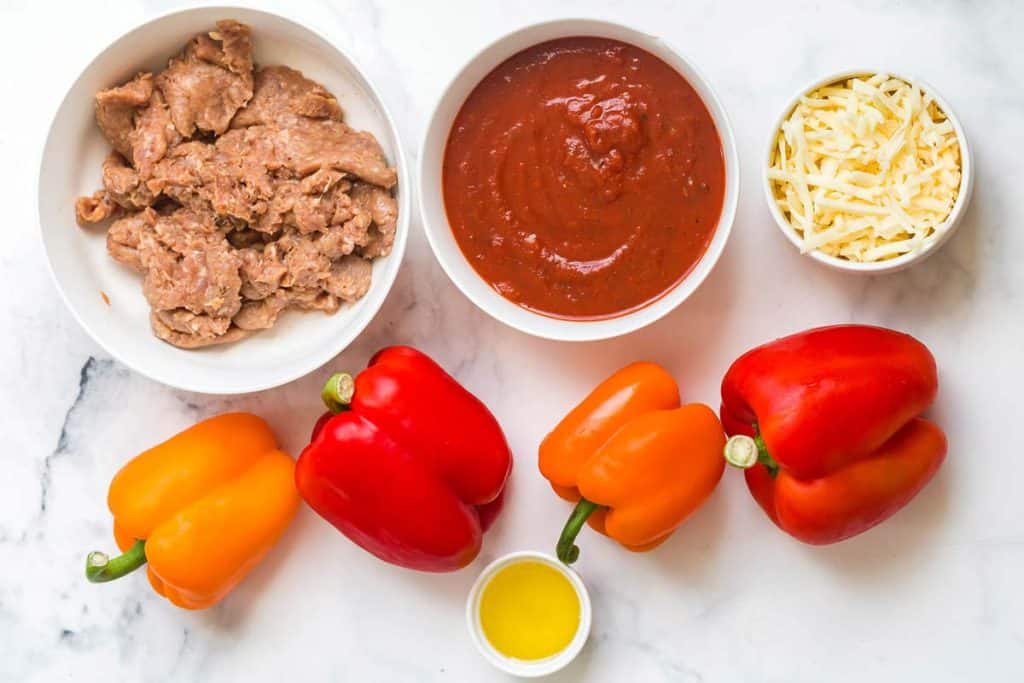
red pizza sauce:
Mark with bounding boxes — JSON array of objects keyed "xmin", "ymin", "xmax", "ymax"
[{"xmin": 443, "ymin": 37, "xmax": 726, "ymax": 319}]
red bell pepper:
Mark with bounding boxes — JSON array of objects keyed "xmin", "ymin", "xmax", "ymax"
[
  {"xmin": 720, "ymin": 325, "xmax": 946, "ymax": 544},
  {"xmin": 295, "ymin": 346, "xmax": 512, "ymax": 571}
]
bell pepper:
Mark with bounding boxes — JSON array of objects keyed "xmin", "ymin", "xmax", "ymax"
[
  {"xmin": 85, "ymin": 413, "xmax": 300, "ymax": 609},
  {"xmin": 539, "ymin": 362, "xmax": 726, "ymax": 563},
  {"xmin": 720, "ymin": 325, "xmax": 947, "ymax": 544},
  {"xmin": 295, "ymin": 346, "xmax": 512, "ymax": 572}
]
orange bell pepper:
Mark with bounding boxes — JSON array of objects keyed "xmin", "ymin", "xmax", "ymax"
[
  {"xmin": 539, "ymin": 363, "xmax": 726, "ymax": 563},
  {"xmin": 85, "ymin": 413, "xmax": 300, "ymax": 609}
]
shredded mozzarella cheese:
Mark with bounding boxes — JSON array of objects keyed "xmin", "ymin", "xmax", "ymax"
[{"xmin": 769, "ymin": 73, "xmax": 961, "ymax": 262}]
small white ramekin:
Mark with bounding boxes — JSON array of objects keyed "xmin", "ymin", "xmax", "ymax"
[
  {"xmin": 763, "ymin": 69, "xmax": 973, "ymax": 275},
  {"xmin": 419, "ymin": 18, "xmax": 739, "ymax": 341},
  {"xmin": 466, "ymin": 551, "xmax": 592, "ymax": 678}
]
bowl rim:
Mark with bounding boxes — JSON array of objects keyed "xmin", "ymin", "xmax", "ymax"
[
  {"xmin": 35, "ymin": 4, "xmax": 411, "ymax": 394},
  {"xmin": 465, "ymin": 550, "xmax": 592, "ymax": 678},
  {"xmin": 762, "ymin": 67, "xmax": 974, "ymax": 274},
  {"xmin": 418, "ymin": 17, "xmax": 740, "ymax": 342}
]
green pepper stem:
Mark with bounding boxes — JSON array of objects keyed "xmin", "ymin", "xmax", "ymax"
[
  {"xmin": 723, "ymin": 431, "xmax": 779, "ymax": 477},
  {"xmin": 321, "ymin": 373, "xmax": 355, "ymax": 414},
  {"xmin": 556, "ymin": 498, "xmax": 600, "ymax": 565},
  {"xmin": 724, "ymin": 435, "xmax": 760, "ymax": 468},
  {"xmin": 86, "ymin": 539, "xmax": 147, "ymax": 583}
]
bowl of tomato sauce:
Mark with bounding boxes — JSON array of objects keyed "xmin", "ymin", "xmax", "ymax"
[{"xmin": 420, "ymin": 19, "xmax": 739, "ymax": 341}]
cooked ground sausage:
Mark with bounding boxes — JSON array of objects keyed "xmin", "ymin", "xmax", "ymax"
[{"xmin": 75, "ymin": 20, "xmax": 397, "ymax": 348}]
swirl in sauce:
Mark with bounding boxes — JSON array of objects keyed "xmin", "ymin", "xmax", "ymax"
[{"xmin": 443, "ymin": 37, "xmax": 725, "ymax": 319}]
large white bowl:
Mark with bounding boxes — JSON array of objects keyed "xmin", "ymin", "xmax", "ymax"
[
  {"xmin": 419, "ymin": 19, "xmax": 739, "ymax": 342},
  {"xmin": 38, "ymin": 6, "xmax": 409, "ymax": 394},
  {"xmin": 763, "ymin": 69, "xmax": 973, "ymax": 275}
]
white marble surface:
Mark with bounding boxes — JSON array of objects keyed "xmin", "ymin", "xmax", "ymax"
[{"xmin": 2, "ymin": 0, "xmax": 1022, "ymax": 680}]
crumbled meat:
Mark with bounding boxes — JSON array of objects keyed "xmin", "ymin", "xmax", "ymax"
[
  {"xmin": 93, "ymin": 74, "xmax": 180, "ymax": 179},
  {"xmin": 227, "ymin": 228, "xmax": 270, "ymax": 249},
  {"xmin": 153, "ymin": 131, "xmax": 277, "ymax": 227},
  {"xmin": 76, "ymin": 191, "xmax": 119, "ymax": 225},
  {"xmin": 151, "ymin": 311, "xmax": 250, "ymax": 348},
  {"xmin": 156, "ymin": 20, "xmax": 254, "ymax": 137},
  {"xmin": 196, "ymin": 21, "xmax": 252, "ymax": 74},
  {"xmin": 94, "ymin": 72, "xmax": 153, "ymax": 159},
  {"xmin": 130, "ymin": 89, "xmax": 180, "ymax": 177},
  {"xmin": 155, "ymin": 308, "xmax": 232, "ymax": 336},
  {"xmin": 106, "ymin": 208, "xmax": 157, "ymax": 271},
  {"xmin": 288, "ymin": 287, "xmax": 340, "ymax": 313},
  {"xmin": 139, "ymin": 209, "xmax": 242, "ymax": 319},
  {"xmin": 146, "ymin": 141, "xmax": 213, "ymax": 209},
  {"xmin": 291, "ymin": 172, "xmax": 351, "ymax": 234},
  {"xmin": 279, "ymin": 233, "xmax": 331, "ymax": 289},
  {"xmin": 268, "ymin": 120, "xmax": 398, "ymax": 188},
  {"xmin": 300, "ymin": 168, "xmax": 347, "ymax": 195},
  {"xmin": 102, "ymin": 153, "xmax": 156, "ymax": 209},
  {"xmin": 113, "ymin": 121, "xmax": 394, "ymax": 232},
  {"xmin": 351, "ymin": 182, "xmax": 398, "ymax": 258},
  {"xmin": 233, "ymin": 286, "xmax": 340, "ymax": 331},
  {"xmin": 75, "ymin": 20, "xmax": 398, "ymax": 349},
  {"xmin": 149, "ymin": 122, "xmax": 396, "ymax": 226},
  {"xmin": 238, "ymin": 244, "xmax": 287, "ymax": 300},
  {"xmin": 317, "ymin": 220, "xmax": 365, "ymax": 259},
  {"xmin": 231, "ymin": 66, "xmax": 343, "ymax": 128},
  {"xmin": 324, "ymin": 255, "xmax": 372, "ymax": 301},
  {"xmin": 232, "ymin": 290, "xmax": 292, "ymax": 330},
  {"xmin": 184, "ymin": 138, "xmax": 276, "ymax": 224}
]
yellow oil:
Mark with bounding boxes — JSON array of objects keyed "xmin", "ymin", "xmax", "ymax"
[{"xmin": 479, "ymin": 560, "xmax": 580, "ymax": 661}]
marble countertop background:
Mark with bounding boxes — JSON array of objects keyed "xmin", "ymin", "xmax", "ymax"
[{"xmin": 2, "ymin": 0, "xmax": 1022, "ymax": 680}]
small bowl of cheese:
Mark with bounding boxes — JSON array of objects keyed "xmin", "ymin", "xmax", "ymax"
[{"xmin": 765, "ymin": 70, "xmax": 972, "ymax": 273}]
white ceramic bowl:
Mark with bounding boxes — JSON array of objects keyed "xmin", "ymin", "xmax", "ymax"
[
  {"xmin": 37, "ymin": 6, "xmax": 409, "ymax": 394},
  {"xmin": 763, "ymin": 69, "xmax": 973, "ymax": 275},
  {"xmin": 466, "ymin": 551, "xmax": 592, "ymax": 678},
  {"xmin": 419, "ymin": 19, "xmax": 739, "ymax": 342}
]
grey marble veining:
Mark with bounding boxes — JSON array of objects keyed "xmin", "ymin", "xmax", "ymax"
[{"xmin": 2, "ymin": 0, "xmax": 1023, "ymax": 680}]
